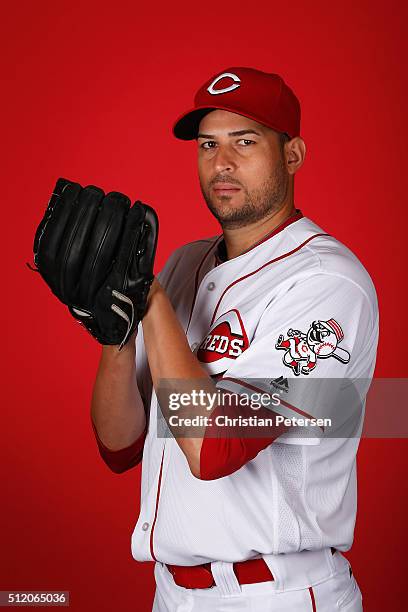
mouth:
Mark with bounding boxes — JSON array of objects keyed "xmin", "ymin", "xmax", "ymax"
[{"xmin": 212, "ymin": 183, "xmax": 242, "ymax": 196}]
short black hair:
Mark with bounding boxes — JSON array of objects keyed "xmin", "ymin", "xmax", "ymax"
[{"xmin": 278, "ymin": 131, "xmax": 291, "ymax": 150}]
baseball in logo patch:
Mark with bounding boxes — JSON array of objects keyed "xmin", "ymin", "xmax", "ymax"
[
  {"xmin": 275, "ymin": 318, "xmax": 350, "ymax": 376},
  {"xmin": 197, "ymin": 309, "xmax": 249, "ymax": 368}
]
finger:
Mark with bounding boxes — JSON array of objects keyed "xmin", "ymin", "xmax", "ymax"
[
  {"xmin": 118, "ymin": 202, "xmax": 159, "ymax": 281},
  {"xmin": 36, "ymin": 179, "xmax": 82, "ymax": 299},
  {"xmin": 112, "ymin": 201, "xmax": 146, "ymax": 282},
  {"xmin": 78, "ymin": 191, "xmax": 131, "ymax": 306},
  {"xmin": 136, "ymin": 204, "xmax": 159, "ymax": 277},
  {"xmin": 33, "ymin": 177, "xmax": 73, "ymax": 258},
  {"xmin": 56, "ymin": 184, "xmax": 105, "ymax": 302}
]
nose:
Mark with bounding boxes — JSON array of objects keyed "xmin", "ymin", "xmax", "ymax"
[{"xmin": 213, "ymin": 145, "xmax": 238, "ymax": 174}]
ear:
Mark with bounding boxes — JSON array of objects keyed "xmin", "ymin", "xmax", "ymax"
[{"xmin": 284, "ymin": 137, "xmax": 306, "ymax": 175}]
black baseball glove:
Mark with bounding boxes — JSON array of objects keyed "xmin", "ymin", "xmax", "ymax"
[{"xmin": 30, "ymin": 178, "xmax": 158, "ymax": 349}]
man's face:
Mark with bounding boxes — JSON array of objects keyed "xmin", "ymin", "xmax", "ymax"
[{"xmin": 197, "ymin": 110, "xmax": 289, "ymax": 229}]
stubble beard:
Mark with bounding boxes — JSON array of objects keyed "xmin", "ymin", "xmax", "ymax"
[{"xmin": 200, "ymin": 158, "xmax": 289, "ymax": 230}]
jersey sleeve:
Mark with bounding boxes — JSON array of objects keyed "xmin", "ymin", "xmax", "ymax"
[
  {"xmin": 91, "ymin": 418, "xmax": 147, "ymax": 474},
  {"xmin": 199, "ymin": 394, "xmax": 288, "ymax": 480},
  {"xmin": 213, "ymin": 272, "xmax": 378, "ymax": 446}
]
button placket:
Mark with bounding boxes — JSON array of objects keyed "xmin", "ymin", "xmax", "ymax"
[{"xmin": 187, "ymin": 272, "xmax": 221, "ymax": 340}]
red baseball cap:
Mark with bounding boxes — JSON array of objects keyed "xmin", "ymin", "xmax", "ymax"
[{"xmin": 173, "ymin": 67, "xmax": 301, "ymax": 141}]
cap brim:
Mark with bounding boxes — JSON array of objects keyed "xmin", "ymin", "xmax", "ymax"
[{"xmin": 173, "ymin": 107, "xmax": 219, "ymax": 140}]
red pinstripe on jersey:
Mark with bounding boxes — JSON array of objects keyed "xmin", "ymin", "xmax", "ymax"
[
  {"xmin": 309, "ymin": 586, "xmax": 317, "ymax": 611},
  {"xmin": 150, "ymin": 448, "xmax": 165, "ymax": 561}
]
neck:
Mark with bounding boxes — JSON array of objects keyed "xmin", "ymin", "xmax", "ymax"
[{"xmin": 223, "ymin": 202, "xmax": 297, "ymax": 260}]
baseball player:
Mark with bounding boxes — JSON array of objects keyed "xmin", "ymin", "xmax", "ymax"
[{"xmin": 35, "ymin": 67, "xmax": 378, "ymax": 611}]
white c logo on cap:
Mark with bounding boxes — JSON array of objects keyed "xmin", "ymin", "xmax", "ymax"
[{"xmin": 207, "ymin": 72, "xmax": 241, "ymax": 95}]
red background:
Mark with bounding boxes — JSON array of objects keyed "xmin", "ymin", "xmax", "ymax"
[{"xmin": 1, "ymin": 1, "xmax": 407, "ymax": 610}]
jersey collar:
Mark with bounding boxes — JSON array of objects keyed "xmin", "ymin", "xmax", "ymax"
[{"xmin": 215, "ymin": 208, "xmax": 303, "ymax": 264}]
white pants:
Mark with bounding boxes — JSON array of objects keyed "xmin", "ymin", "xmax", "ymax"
[{"xmin": 152, "ymin": 550, "xmax": 363, "ymax": 611}]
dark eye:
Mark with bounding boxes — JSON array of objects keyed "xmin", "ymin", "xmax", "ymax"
[
  {"xmin": 238, "ymin": 139, "xmax": 254, "ymax": 146},
  {"xmin": 201, "ymin": 141, "xmax": 216, "ymax": 150}
]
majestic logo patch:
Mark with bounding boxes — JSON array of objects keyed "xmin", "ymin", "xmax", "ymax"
[
  {"xmin": 197, "ymin": 309, "xmax": 249, "ymax": 373},
  {"xmin": 275, "ymin": 318, "xmax": 350, "ymax": 376},
  {"xmin": 207, "ymin": 72, "xmax": 241, "ymax": 95},
  {"xmin": 270, "ymin": 376, "xmax": 289, "ymax": 393}
]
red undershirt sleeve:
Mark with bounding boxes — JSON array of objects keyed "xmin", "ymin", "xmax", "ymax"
[
  {"xmin": 199, "ymin": 394, "xmax": 288, "ymax": 480},
  {"xmin": 91, "ymin": 419, "xmax": 147, "ymax": 474}
]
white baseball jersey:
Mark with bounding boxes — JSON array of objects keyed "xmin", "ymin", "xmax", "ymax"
[{"xmin": 131, "ymin": 210, "xmax": 379, "ymax": 565}]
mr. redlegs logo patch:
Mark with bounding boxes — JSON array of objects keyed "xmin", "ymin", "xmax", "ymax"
[{"xmin": 197, "ymin": 309, "xmax": 249, "ymax": 373}]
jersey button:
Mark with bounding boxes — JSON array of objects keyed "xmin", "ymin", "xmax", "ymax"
[
  {"xmin": 142, "ymin": 522, "xmax": 150, "ymax": 531},
  {"xmin": 207, "ymin": 282, "xmax": 216, "ymax": 291}
]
